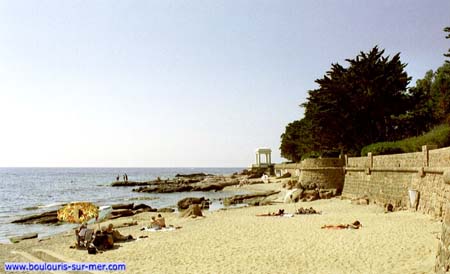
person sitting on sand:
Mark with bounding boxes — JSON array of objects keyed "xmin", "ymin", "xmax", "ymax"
[
  {"xmin": 321, "ymin": 220, "xmax": 362, "ymax": 230},
  {"xmin": 106, "ymin": 223, "xmax": 134, "ymax": 241},
  {"xmin": 156, "ymin": 214, "xmax": 166, "ymax": 228},
  {"xmin": 150, "ymin": 216, "xmax": 161, "ymax": 229}
]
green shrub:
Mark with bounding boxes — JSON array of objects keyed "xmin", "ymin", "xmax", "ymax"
[{"xmin": 361, "ymin": 124, "xmax": 450, "ymax": 156}]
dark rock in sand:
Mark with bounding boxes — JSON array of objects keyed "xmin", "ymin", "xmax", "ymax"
[
  {"xmin": 133, "ymin": 204, "xmax": 154, "ymax": 211},
  {"xmin": 301, "ymin": 190, "xmax": 320, "ymax": 202},
  {"xmin": 223, "ymin": 191, "xmax": 280, "ymax": 206},
  {"xmin": 276, "ymin": 172, "xmax": 291, "ymax": 179},
  {"xmin": 12, "ymin": 210, "xmax": 58, "ymax": 224},
  {"xmin": 110, "ymin": 209, "xmax": 134, "ymax": 219},
  {"xmin": 157, "ymin": 207, "xmax": 175, "ymax": 213},
  {"xmin": 112, "ymin": 203, "xmax": 134, "ymax": 210},
  {"xmin": 177, "ymin": 197, "xmax": 210, "ymax": 210},
  {"xmin": 319, "ymin": 189, "xmax": 336, "ymax": 199},
  {"xmin": 10, "ymin": 233, "xmax": 38, "ymax": 243},
  {"xmin": 180, "ymin": 204, "xmax": 203, "ymax": 218}
]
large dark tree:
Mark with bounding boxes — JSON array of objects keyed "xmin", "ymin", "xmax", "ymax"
[
  {"xmin": 280, "ymin": 46, "xmax": 411, "ymax": 160},
  {"xmin": 444, "ymin": 27, "xmax": 450, "ymax": 63},
  {"xmin": 303, "ymin": 46, "xmax": 410, "ymax": 154},
  {"xmin": 280, "ymin": 119, "xmax": 315, "ymax": 162}
]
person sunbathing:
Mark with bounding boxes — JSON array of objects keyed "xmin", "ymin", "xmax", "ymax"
[
  {"xmin": 257, "ymin": 209, "xmax": 285, "ymax": 216},
  {"xmin": 296, "ymin": 207, "xmax": 321, "ymax": 215},
  {"xmin": 106, "ymin": 223, "xmax": 134, "ymax": 241},
  {"xmin": 321, "ymin": 220, "xmax": 362, "ymax": 230},
  {"xmin": 156, "ymin": 214, "xmax": 166, "ymax": 228}
]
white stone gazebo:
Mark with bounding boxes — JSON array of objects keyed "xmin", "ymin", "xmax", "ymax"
[{"xmin": 253, "ymin": 147, "xmax": 272, "ymax": 168}]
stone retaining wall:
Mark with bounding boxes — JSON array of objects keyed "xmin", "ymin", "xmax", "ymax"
[
  {"xmin": 275, "ymin": 145, "xmax": 450, "ymax": 271},
  {"xmin": 436, "ymin": 204, "xmax": 450, "ymax": 273},
  {"xmin": 274, "ymin": 158, "xmax": 345, "ymax": 192}
]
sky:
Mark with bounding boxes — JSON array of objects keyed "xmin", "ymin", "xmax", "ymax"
[{"xmin": 0, "ymin": 1, "xmax": 449, "ymax": 167}]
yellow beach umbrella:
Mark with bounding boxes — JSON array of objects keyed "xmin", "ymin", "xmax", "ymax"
[{"xmin": 57, "ymin": 202, "xmax": 99, "ymax": 224}]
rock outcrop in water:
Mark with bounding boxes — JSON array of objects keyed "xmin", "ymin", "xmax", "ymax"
[
  {"xmin": 223, "ymin": 190, "xmax": 280, "ymax": 206},
  {"xmin": 12, "ymin": 211, "xmax": 58, "ymax": 224},
  {"xmin": 111, "ymin": 173, "xmax": 213, "ymax": 187},
  {"xmin": 132, "ymin": 177, "xmax": 240, "ymax": 193}
]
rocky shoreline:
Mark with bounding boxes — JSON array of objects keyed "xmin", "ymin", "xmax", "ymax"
[{"xmin": 9, "ymin": 171, "xmax": 340, "ymax": 243}]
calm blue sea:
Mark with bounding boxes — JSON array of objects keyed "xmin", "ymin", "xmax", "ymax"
[{"xmin": 0, "ymin": 167, "xmax": 246, "ymax": 243}]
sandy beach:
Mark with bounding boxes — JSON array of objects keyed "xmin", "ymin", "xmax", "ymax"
[{"xmin": 0, "ymin": 182, "xmax": 441, "ymax": 274}]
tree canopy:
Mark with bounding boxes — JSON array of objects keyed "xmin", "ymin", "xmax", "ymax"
[{"xmin": 280, "ymin": 46, "xmax": 412, "ymax": 160}]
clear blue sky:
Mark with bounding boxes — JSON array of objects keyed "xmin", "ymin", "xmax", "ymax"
[{"xmin": 0, "ymin": 1, "xmax": 449, "ymax": 167}]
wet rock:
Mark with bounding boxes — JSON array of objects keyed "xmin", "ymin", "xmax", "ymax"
[
  {"xmin": 12, "ymin": 211, "xmax": 58, "ymax": 224},
  {"xmin": 112, "ymin": 203, "xmax": 134, "ymax": 210},
  {"xmin": 10, "ymin": 233, "xmax": 38, "ymax": 243},
  {"xmin": 133, "ymin": 179, "xmax": 239, "ymax": 193},
  {"xmin": 133, "ymin": 204, "xmax": 154, "ymax": 211},
  {"xmin": 111, "ymin": 181, "xmax": 153, "ymax": 187}
]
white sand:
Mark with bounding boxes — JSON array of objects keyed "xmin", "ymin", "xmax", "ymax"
[{"xmin": 0, "ymin": 183, "xmax": 441, "ymax": 274}]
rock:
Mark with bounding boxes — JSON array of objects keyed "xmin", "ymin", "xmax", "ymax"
[
  {"xmin": 133, "ymin": 179, "xmax": 239, "ymax": 193},
  {"xmin": 301, "ymin": 190, "xmax": 320, "ymax": 202},
  {"xmin": 133, "ymin": 204, "xmax": 153, "ymax": 211},
  {"xmin": 180, "ymin": 204, "xmax": 203, "ymax": 218},
  {"xmin": 283, "ymin": 179, "xmax": 298, "ymax": 190},
  {"xmin": 111, "ymin": 181, "xmax": 153, "ymax": 187},
  {"xmin": 10, "ymin": 233, "xmax": 38, "ymax": 243},
  {"xmin": 112, "ymin": 203, "xmax": 134, "ymax": 210},
  {"xmin": 177, "ymin": 197, "xmax": 210, "ymax": 210},
  {"xmin": 385, "ymin": 203, "xmax": 394, "ymax": 213},
  {"xmin": 175, "ymin": 173, "xmax": 211, "ymax": 178},
  {"xmin": 351, "ymin": 197, "xmax": 370, "ymax": 205},
  {"xmin": 319, "ymin": 189, "xmax": 336, "ymax": 199},
  {"xmin": 12, "ymin": 210, "xmax": 58, "ymax": 224},
  {"xmin": 157, "ymin": 207, "xmax": 175, "ymax": 213},
  {"xmin": 284, "ymin": 189, "xmax": 304, "ymax": 203},
  {"xmin": 223, "ymin": 191, "xmax": 280, "ymax": 206},
  {"xmin": 110, "ymin": 209, "xmax": 134, "ymax": 219},
  {"xmin": 276, "ymin": 172, "xmax": 291, "ymax": 179}
]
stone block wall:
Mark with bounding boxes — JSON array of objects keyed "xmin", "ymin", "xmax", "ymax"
[
  {"xmin": 342, "ymin": 145, "xmax": 450, "ymax": 219},
  {"xmin": 299, "ymin": 158, "xmax": 345, "ymax": 192},
  {"xmin": 274, "ymin": 158, "xmax": 345, "ymax": 192},
  {"xmin": 436, "ymin": 204, "xmax": 450, "ymax": 273}
]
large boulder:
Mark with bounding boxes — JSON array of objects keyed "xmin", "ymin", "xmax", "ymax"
[
  {"xmin": 223, "ymin": 191, "xmax": 280, "ymax": 206},
  {"xmin": 177, "ymin": 197, "xmax": 210, "ymax": 210},
  {"xmin": 180, "ymin": 204, "xmax": 203, "ymax": 218},
  {"xmin": 284, "ymin": 188, "xmax": 304, "ymax": 203}
]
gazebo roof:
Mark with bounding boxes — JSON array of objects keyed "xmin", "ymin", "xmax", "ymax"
[{"xmin": 255, "ymin": 147, "xmax": 271, "ymax": 153}]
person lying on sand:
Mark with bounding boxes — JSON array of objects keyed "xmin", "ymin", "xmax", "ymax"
[
  {"xmin": 256, "ymin": 209, "xmax": 285, "ymax": 217},
  {"xmin": 321, "ymin": 220, "xmax": 362, "ymax": 230},
  {"xmin": 296, "ymin": 207, "xmax": 321, "ymax": 215}
]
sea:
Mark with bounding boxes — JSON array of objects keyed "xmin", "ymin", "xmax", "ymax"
[{"xmin": 0, "ymin": 167, "xmax": 247, "ymax": 244}]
